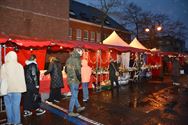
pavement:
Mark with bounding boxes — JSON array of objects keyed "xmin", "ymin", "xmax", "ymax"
[{"xmin": 0, "ymin": 75, "xmax": 188, "ymax": 125}]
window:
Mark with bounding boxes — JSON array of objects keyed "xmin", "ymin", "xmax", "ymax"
[
  {"xmin": 68, "ymin": 28, "xmax": 72, "ymax": 40},
  {"xmin": 69, "ymin": 10, "xmax": 76, "ymax": 16},
  {"xmin": 104, "ymin": 19, "xmax": 110, "ymax": 25},
  {"xmin": 90, "ymin": 31, "xmax": 95, "ymax": 42},
  {"xmin": 96, "ymin": 32, "xmax": 101, "ymax": 43},
  {"xmin": 83, "ymin": 30, "xmax": 88, "ymax": 41},
  {"xmin": 76, "ymin": 29, "xmax": 82, "ymax": 41}
]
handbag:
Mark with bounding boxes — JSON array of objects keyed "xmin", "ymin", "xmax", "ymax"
[
  {"xmin": 112, "ymin": 63, "xmax": 119, "ymax": 77},
  {"xmin": 0, "ymin": 79, "xmax": 8, "ymax": 96},
  {"xmin": 115, "ymin": 71, "xmax": 120, "ymax": 76},
  {"xmin": 180, "ymin": 69, "xmax": 184, "ymax": 74}
]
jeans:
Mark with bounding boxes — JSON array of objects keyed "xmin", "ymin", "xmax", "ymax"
[
  {"xmin": 4, "ymin": 93, "xmax": 21, "ymax": 124},
  {"xmin": 82, "ymin": 82, "xmax": 89, "ymax": 101},
  {"xmin": 69, "ymin": 84, "xmax": 80, "ymax": 112}
]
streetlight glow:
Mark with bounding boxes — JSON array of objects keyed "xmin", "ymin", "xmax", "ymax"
[
  {"xmin": 156, "ymin": 26, "xmax": 162, "ymax": 31},
  {"xmin": 145, "ymin": 28, "xmax": 150, "ymax": 32}
]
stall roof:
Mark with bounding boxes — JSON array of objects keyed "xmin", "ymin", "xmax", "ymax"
[
  {"xmin": 129, "ymin": 37, "xmax": 148, "ymax": 50},
  {"xmin": 0, "ymin": 36, "xmax": 145, "ymax": 52},
  {"xmin": 103, "ymin": 31, "xmax": 130, "ymax": 47}
]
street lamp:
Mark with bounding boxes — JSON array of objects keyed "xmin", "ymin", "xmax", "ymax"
[
  {"xmin": 144, "ymin": 25, "xmax": 162, "ymax": 33},
  {"xmin": 156, "ymin": 26, "xmax": 162, "ymax": 31},
  {"xmin": 144, "ymin": 25, "xmax": 162, "ymax": 48}
]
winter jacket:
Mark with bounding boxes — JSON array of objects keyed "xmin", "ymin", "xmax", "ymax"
[
  {"xmin": 109, "ymin": 61, "xmax": 119, "ymax": 78},
  {"xmin": 81, "ymin": 60, "xmax": 92, "ymax": 83},
  {"xmin": 0, "ymin": 51, "xmax": 26, "ymax": 93},
  {"xmin": 44, "ymin": 60, "xmax": 64, "ymax": 88},
  {"xmin": 24, "ymin": 60, "xmax": 40, "ymax": 91},
  {"xmin": 65, "ymin": 50, "xmax": 81, "ymax": 85}
]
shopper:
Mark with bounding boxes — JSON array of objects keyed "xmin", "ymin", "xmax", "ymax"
[
  {"xmin": 44, "ymin": 57, "xmax": 64, "ymax": 103},
  {"xmin": 109, "ymin": 58, "xmax": 119, "ymax": 89},
  {"xmin": 66, "ymin": 48, "xmax": 85, "ymax": 117},
  {"xmin": 81, "ymin": 59, "xmax": 92, "ymax": 103},
  {"xmin": 172, "ymin": 57, "xmax": 181, "ymax": 86},
  {"xmin": 23, "ymin": 54, "xmax": 46, "ymax": 117},
  {"xmin": 0, "ymin": 51, "xmax": 26, "ymax": 125}
]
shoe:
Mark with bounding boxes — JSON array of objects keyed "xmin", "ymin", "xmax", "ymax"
[
  {"xmin": 83, "ymin": 99, "xmax": 88, "ymax": 103},
  {"xmin": 45, "ymin": 100, "xmax": 53, "ymax": 104},
  {"xmin": 68, "ymin": 112, "xmax": 79, "ymax": 117},
  {"xmin": 54, "ymin": 99, "xmax": 60, "ymax": 103},
  {"xmin": 5, "ymin": 123, "xmax": 12, "ymax": 125},
  {"xmin": 35, "ymin": 108, "xmax": 46, "ymax": 116},
  {"xmin": 77, "ymin": 106, "xmax": 85, "ymax": 113},
  {"xmin": 23, "ymin": 110, "xmax": 32, "ymax": 117},
  {"xmin": 173, "ymin": 83, "xmax": 180, "ymax": 86}
]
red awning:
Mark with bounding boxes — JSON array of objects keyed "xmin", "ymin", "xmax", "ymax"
[{"xmin": 12, "ymin": 39, "xmax": 51, "ymax": 47}]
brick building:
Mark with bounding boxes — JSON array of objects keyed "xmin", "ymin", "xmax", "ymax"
[
  {"xmin": 69, "ymin": 0, "xmax": 131, "ymax": 43},
  {"xmin": 0, "ymin": 0, "xmax": 131, "ymax": 43},
  {"xmin": 0, "ymin": 0, "xmax": 69, "ymax": 40}
]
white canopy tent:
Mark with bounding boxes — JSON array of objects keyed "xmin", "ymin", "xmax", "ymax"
[
  {"xmin": 103, "ymin": 31, "xmax": 130, "ymax": 83},
  {"xmin": 129, "ymin": 37, "xmax": 148, "ymax": 50},
  {"xmin": 103, "ymin": 31, "xmax": 130, "ymax": 47}
]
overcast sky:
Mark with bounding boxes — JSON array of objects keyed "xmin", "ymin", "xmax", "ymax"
[{"xmin": 77, "ymin": 0, "xmax": 188, "ymax": 47}]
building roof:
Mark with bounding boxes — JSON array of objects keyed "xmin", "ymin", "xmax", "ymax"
[{"xmin": 70, "ymin": 0, "xmax": 129, "ymax": 32}]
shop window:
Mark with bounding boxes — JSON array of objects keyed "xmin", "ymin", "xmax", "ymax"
[
  {"xmin": 90, "ymin": 31, "xmax": 95, "ymax": 42},
  {"xmin": 96, "ymin": 32, "xmax": 101, "ymax": 43},
  {"xmin": 76, "ymin": 29, "xmax": 82, "ymax": 41},
  {"xmin": 83, "ymin": 30, "xmax": 88, "ymax": 41}
]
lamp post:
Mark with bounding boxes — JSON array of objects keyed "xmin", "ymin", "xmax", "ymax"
[{"xmin": 144, "ymin": 25, "xmax": 162, "ymax": 48}]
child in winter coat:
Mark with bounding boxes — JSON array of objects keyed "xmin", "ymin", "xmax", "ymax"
[{"xmin": 81, "ymin": 59, "xmax": 92, "ymax": 102}]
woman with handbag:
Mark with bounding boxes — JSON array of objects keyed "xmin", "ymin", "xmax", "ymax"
[
  {"xmin": 109, "ymin": 58, "xmax": 119, "ymax": 89},
  {"xmin": 23, "ymin": 54, "xmax": 46, "ymax": 117}
]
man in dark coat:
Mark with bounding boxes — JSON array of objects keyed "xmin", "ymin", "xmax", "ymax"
[
  {"xmin": 44, "ymin": 57, "xmax": 64, "ymax": 103},
  {"xmin": 23, "ymin": 54, "xmax": 46, "ymax": 117},
  {"xmin": 109, "ymin": 58, "xmax": 119, "ymax": 89}
]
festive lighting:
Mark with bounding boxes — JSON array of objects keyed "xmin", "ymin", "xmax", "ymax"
[
  {"xmin": 156, "ymin": 26, "xmax": 162, "ymax": 31},
  {"xmin": 145, "ymin": 28, "xmax": 150, "ymax": 32},
  {"xmin": 60, "ymin": 46, "xmax": 63, "ymax": 49}
]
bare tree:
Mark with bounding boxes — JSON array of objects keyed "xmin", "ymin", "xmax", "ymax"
[
  {"xmin": 96, "ymin": 0, "xmax": 121, "ymax": 42},
  {"xmin": 119, "ymin": 2, "xmax": 143, "ymax": 38}
]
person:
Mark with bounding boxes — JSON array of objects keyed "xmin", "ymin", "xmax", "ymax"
[
  {"xmin": 109, "ymin": 58, "xmax": 119, "ymax": 89},
  {"xmin": 44, "ymin": 57, "xmax": 64, "ymax": 103},
  {"xmin": 81, "ymin": 59, "xmax": 92, "ymax": 103},
  {"xmin": 0, "ymin": 51, "xmax": 26, "ymax": 125},
  {"xmin": 183, "ymin": 59, "xmax": 188, "ymax": 75},
  {"xmin": 23, "ymin": 54, "xmax": 46, "ymax": 117},
  {"xmin": 172, "ymin": 57, "xmax": 181, "ymax": 86},
  {"xmin": 66, "ymin": 48, "xmax": 85, "ymax": 117}
]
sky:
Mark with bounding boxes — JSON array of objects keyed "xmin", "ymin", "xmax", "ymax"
[{"xmin": 77, "ymin": 0, "xmax": 188, "ymax": 47}]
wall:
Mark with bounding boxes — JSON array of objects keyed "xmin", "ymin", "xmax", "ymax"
[{"xmin": 0, "ymin": 0, "xmax": 69, "ymax": 40}]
